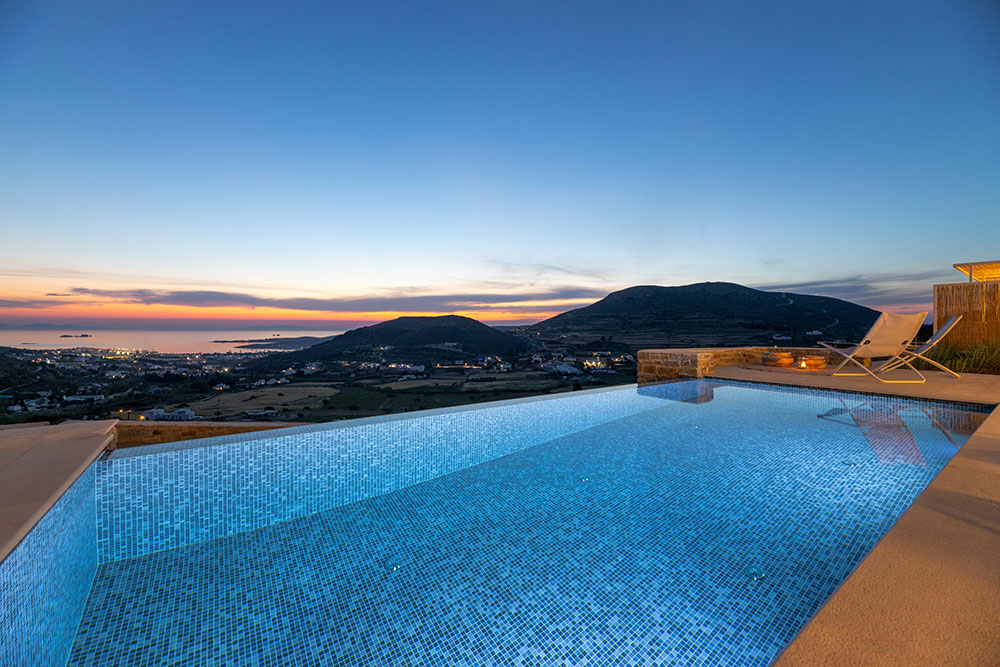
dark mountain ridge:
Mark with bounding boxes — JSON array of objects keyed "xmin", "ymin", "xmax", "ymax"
[
  {"xmin": 258, "ymin": 283, "xmax": 880, "ymax": 366},
  {"xmin": 530, "ymin": 282, "xmax": 880, "ymax": 349},
  {"xmin": 269, "ymin": 315, "xmax": 529, "ymax": 365}
]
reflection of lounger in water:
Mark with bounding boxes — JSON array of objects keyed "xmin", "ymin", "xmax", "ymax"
[{"xmin": 818, "ymin": 401, "xmax": 941, "ymax": 466}]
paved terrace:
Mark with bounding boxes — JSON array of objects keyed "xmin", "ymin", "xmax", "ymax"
[
  {"xmin": 641, "ymin": 348, "xmax": 1000, "ymax": 665},
  {"xmin": 0, "ymin": 420, "xmax": 117, "ymax": 563}
]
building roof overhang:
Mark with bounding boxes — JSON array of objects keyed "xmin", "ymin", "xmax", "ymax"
[{"xmin": 954, "ymin": 260, "xmax": 1000, "ymax": 282}]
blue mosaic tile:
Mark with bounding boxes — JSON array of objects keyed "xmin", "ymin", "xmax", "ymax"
[
  {"xmin": 65, "ymin": 381, "xmax": 988, "ymax": 666},
  {"xmin": 96, "ymin": 385, "xmax": 699, "ymax": 561},
  {"xmin": 0, "ymin": 464, "xmax": 97, "ymax": 667}
]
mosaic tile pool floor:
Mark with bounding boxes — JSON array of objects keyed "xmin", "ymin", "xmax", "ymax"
[{"xmin": 68, "ymin": 383, "xmax": 987, "ymax": 666}]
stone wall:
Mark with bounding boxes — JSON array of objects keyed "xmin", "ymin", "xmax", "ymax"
[{"xmin": 637, "ymin": 347, "xmax": 844, "ymax": 384}]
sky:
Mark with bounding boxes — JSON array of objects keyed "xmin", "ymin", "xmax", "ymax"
[{"xmin": 1, "ymin": 0, "xmax": 998, "ymax": 329}]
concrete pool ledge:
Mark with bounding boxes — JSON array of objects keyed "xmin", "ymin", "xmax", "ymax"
[
  {"xmin": 0, "ymin": 420, "xmax": 117, "ymax": 563},
  {"xmin": 775, "ymin": 409, "xmax": 1000, "ymax": 665},
  {"xmin": 701, "ymin": 368, "xmax": 1000, "ymax": 665}
]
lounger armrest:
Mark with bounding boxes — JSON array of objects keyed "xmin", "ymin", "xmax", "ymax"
[{"xmin": 817, "ymin": 341, "xmax": 855, "ymax": 348}]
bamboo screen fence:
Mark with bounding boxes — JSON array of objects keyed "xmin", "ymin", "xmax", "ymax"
[{"xmin": 934, "ymin": 281, "xmax": 1000, "ymax": 348}]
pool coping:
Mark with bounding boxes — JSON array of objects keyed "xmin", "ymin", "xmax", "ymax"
[
  {"xmin": 0, "ymin": 420, "xmax": 117, "ymax": 565},
  {"xmin": 776, "ymin": 403, "xmax": 1000, "ymax": 665}
]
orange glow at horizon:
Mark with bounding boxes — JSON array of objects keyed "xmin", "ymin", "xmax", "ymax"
[{"xmin": 0, "ymin": 301, "xmax": 563, "ymax": 324}]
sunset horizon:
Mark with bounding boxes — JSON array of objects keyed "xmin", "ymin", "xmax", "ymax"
[
  {"xmin": 0, "ymin": 274, "xmax": 949, "ymax": 330},
  {"xmin": 3, "ymin": 2, "xmax": 997, "ymax": 334}
]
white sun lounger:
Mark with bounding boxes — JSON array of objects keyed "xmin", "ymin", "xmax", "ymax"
[
  {"xmin": 819, "ymin": 312, "xmax": 928, "ymax": 384},
  {"xmin": 877, "ymin": 315, "xmax": 963, "ymax": 378}
]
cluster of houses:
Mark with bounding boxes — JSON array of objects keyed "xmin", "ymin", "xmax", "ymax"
[
  {"xmin": 139, "ymin": 408, "xmax": 199, "ymax": 421},
  {"xmin": 6, "ymin": 384, "xmax": 111, "ymax": 414},
  {"xmin": 1, "ymin": 347, "xmax": 267, "ymax": 418},
  {"xmin": 10, "ymin": 347, "xmax": 250, "ymax": 382},
  {"xmin": 531, "ymin": 350, "xmax": 635, "ymax": 375},
  {"xmin": 3, "ymin": 341, "xmax": 639, "ymax": 423}
]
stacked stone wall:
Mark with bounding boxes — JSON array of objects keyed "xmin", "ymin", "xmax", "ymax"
[{"xmin": 637, "ymin": 347, "xmax": 843, "ymax": 384}]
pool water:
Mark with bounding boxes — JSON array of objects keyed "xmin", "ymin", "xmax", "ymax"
[{"xmin": 39, "ymin": 382, "xmax": 999, "ymax": 664}]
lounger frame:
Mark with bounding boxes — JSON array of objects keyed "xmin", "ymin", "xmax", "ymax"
[{"xmin": 818, "ymin": 312, "xmax": 928, "ymax": 384}]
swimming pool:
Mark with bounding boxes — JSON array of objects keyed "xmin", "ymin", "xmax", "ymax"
[{"xmin": 1, "ymin": 380, "xmax": 991, "ymax": 666}]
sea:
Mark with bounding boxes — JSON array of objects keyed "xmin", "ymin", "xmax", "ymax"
[{"xmin": 0, "ymin": 330, "xmax": 345, "ymax": 354}]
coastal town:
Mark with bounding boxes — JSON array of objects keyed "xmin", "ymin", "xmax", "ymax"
[{"xmin": 0, "ymin": 342, "xmax": 637, "ymax": 424}]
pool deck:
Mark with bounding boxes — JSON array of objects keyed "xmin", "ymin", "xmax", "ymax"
[
  {"xmin": 710, "ymin": 366, "xmax": 1000, "ymax": 666},
  {"xmin": 0, "ymin": 420, "xmax": 117, "ymax": 564},
  {"xmin": 713, "ymin": 362, "xmax": 1000, "ymax": 405}
]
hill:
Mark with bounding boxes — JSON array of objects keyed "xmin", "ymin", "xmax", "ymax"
[
  {"xmin": 0, "ymin": 347, "xmax": 62, "ymax": 393},
  {"xmin": 529, "ymin": 282, "xmax": 880, "ymax": 349},
  {"xmin": 260, "ymin": 315, "xmax": 530, "ymax": 366}
]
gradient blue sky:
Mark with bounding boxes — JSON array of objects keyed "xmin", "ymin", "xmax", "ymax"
[{"xmin": 1, "ymin": 0, "xmax": 998, "ymax": 327}]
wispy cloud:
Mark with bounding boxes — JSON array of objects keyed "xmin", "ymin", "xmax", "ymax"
[
  {"xmin": 0, "ymin": 265, "xmax": 330, "ymax": 294},
  {"xmin": 64, "ymin": 286, "xmax": 605, "ymax": 312},
  {"xmin": 754, "ymin": 269, "xmax": 955, "ymax": 307},
  {"xmin": 486, "ymin": 260, "xmax": 610, "ymax": 282},
  {"xmin": 0, "ymin": 298, "xmax": 53, "ymax": 308}
]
